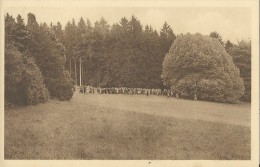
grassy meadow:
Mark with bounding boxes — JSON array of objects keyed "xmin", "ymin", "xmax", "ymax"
[{"xmin": 5, "ymin": 92, "xmax": 251, "ymax": 159}]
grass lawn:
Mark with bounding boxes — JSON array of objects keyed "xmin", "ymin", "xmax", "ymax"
[{"xmin": 4, "ymin": 92, "xmax": 251, "ymax": 160}]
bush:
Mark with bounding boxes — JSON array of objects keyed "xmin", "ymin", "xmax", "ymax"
[
  {"xmin": 5, "ymin": 44, "xmax": 49, "ymax": 105},
  {"xmin": 21, "ymin": 54, "xmax": 49, "ymax": 105},
  {"xmin": 45, "ymin": 71, "xmax": 74, "ymax": 101},
  {"xmin": 5, "ymin": 44, "xmax": 25, "ymax": 105}
]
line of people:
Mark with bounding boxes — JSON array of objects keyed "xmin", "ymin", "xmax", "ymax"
[
  {"xmin": 98, "ymin": 87, "xmax": 179, "ymax": 98},
  {"xmin": 79, "ymin": 86, "xmax": 95, "ymax": 94},
  {"xmin": 77, "ymin": 85, "xmax": 204, "ymax": 101}
]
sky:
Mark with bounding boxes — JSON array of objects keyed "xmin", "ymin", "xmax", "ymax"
[{"xmin": 5, "ymin": 7, "xmax": 251, "ymax": 43}]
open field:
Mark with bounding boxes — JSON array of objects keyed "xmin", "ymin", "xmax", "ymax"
[{"xmin": 5, "ymin": 92, "xmax": 251, "ymax": 159}]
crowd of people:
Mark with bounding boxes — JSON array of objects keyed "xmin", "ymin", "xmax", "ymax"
[
  {"xmin": 79, "ymin": 85, "xmax": 95, "ymax": 94},
  {"xmin": 78, "ymin": 86, "xmax": 179, "ymax": 98}
]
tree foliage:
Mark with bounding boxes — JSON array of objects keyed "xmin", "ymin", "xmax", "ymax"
[
  {"xmin": 210, "ymin": 31, "xmax": 224, "ymax": 45},
  {"xmin": 227, "ymin": 40, "xmax": 251, "ymax": 102},
  {"xmin": 62, "ymin": 16, "xmax": 176, "ymax": 88},
  {"xmin": 5, "ymin": 12, "xmax": 251, "ymax": 105},
  {"xmin": 162, "ymin": 33, "xmax": 244, "ymax": 103},
  {"xmin": 5, "ymin": 44, "xmax": 49, "ymax": 105},
  {"xmin": 225, "ymin": 40, "xmax": 234, "ymax": 50},
  {"xmin": 5, "ymin": 13, "xmax": 73, "ymax": 105},
  {"xmin": 25, "ymin": 13, "xmax": 74, "ymax": 100}
]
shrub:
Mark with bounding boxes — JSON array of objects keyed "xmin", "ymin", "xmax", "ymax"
[
  {"xmin": 21, "ymin": 54, "xmax": 49, "ymax": 105},
  {"xmin": 5, "ymin": 44, "xmax": 25, "ymax": 105},
  {"xmin": 45, "ymin": 71, "xmax": 74, "ymax": 101},
  {"xmin": 5, "ymin": 44, "xmax": 49, "ymax": 105}
]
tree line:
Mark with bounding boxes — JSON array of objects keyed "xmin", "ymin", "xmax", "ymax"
[
  {"xmin": 5, "ymin": 13, "xmax": 251, "ymax": 105},
  {"xmin": 58, "ymin": 16, "xmax": 176, "ymax": 89}
]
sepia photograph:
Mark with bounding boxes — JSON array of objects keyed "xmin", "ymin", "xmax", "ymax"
[{"xmin": 0, "ymin": 0, "xmax": 259, "ymax": 166}]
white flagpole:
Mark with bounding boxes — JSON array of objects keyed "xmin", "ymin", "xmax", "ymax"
[{"xmin": 79, "ymin": 57, "xmax": 82, "ymax": 86}]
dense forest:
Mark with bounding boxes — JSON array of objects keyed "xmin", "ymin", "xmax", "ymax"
[
  {"xmin": 60, "ymin": 16, "xmax": 176, "ymax": 89},
  {"xmin": 5, "ymin": 13, "xmax": 251, "ymax": 105}
]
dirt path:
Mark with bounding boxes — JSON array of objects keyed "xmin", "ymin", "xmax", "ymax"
[{"xmin": 71, "ymin": 92, "xmax": 251, "ymax": 127}]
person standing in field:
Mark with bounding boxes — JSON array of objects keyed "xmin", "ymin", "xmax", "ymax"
[
  {"xmin": 79, "ymin": 87, "xmax": 83, "ymax": 94},
  {"xmin": 167, "ymin": 90, "xmax": 170, "ymax": 98},
  {"xmin": 87, "ymin": 85, "xmax": 90, "ymax": 94},
  {"xmin": 170, "ymin": 90, "xmax": 174, "ymax": 97},
  {"xmin": 194, "ymin": 94, "xmax": 197, "ymax": 101}
]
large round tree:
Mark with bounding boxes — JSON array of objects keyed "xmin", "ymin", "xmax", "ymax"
[{"xmin": 161, "ymin": 33, "xmax": 244, "ymax": 103}]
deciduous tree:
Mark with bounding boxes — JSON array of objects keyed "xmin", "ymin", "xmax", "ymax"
[{"xmin": 162, "ymin": 33, "xmax": 244, "ymax": 103}]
